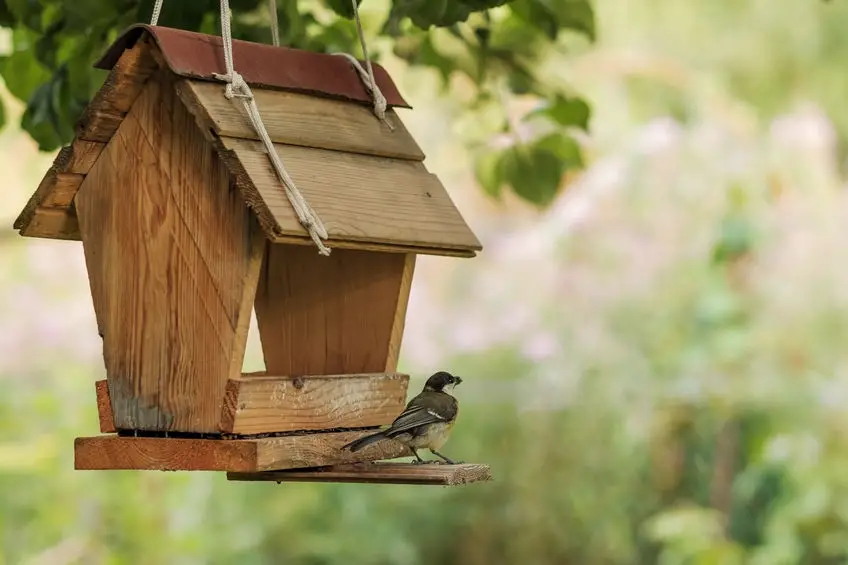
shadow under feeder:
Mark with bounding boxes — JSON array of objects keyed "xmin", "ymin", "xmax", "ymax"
[{"xmin": 14, "ymin": 24, "xmax": 489, "ymax": 485}]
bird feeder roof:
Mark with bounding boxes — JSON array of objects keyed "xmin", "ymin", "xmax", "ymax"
[
  {"xmin": 14, "ymin": 25, "xmax": 481, "ymax": 257},
  {"xmin": 96, "ymin": 25, "xmax": 412, "ymax": 108}
]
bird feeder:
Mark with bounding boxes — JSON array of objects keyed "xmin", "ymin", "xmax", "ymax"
[{"xmin": 13, "ymin": 25, "xmax": 491, "ymax": 486}]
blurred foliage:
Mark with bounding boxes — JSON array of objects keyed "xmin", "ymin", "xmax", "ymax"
[
  {"xmin": 0, "ymin": 0, "xmax": 595, "ymax": 206},
  {"xmin": 5, "ymin": 0, "xmax": 848, "ymax": 564}
]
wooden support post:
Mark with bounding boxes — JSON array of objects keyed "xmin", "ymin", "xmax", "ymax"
[
  {"xmin": 95, "ymin": 380, "xmax": 116, "ymax": 433},
  {"xmin": 227, "ymin": 462, "xmax": 493, "ymax": 485}
]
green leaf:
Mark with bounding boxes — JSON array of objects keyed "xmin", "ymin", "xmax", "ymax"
[
  {"xmin": 501, "ymin": 141, "xmax": 564, "ymax": 206},
  {"xmin": 324, "ymin": 0, "xmax": 362, "ymax": 19},
  {"xmin": 534, "ymin": 131, "xmax": 583, "ymax": 168},
  {"xmin": 0, "ymin": 96, "xmax": 6, "ymax": 132},
  {"xmin": 22, "ymin": 81, "xmax": 63, "ymax": 151},
  {"xmin": 546, "ymin": 0, "xmax": 595, "ymax": 40},
  {"xmin": 0, "ymin": 47, "xmax": 51, "ymax": 102},
  {"xmin": 510, "ymin": 0, "xmax": 558, "ymax": 40},
  {"xmin": 474, "ymin": 150, "xmax": 505, "ymax": 198},
  {"xmin": 525, "ymin": 94, "xmax": 591, "ymax": 130},
  {"xmin": 712, "ymin": 215, "xmax": 755, "ymax": 264}
]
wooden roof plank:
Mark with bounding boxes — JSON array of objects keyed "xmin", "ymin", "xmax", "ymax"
[
  {"xmin": 180, "ymin": 79, "xmax": 425, "ymax": 161},
  {"xmin": 221, "ymin": 137, "xmax": 482, "ymax": 253},
  {"xmin": 96, "ymin": 25, "xmax": 410, "ymax": 108}
]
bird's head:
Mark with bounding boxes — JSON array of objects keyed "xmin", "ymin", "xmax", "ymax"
[{"xmin": 423, "ymin": 371, "xmax": 463, "ymax": 392}]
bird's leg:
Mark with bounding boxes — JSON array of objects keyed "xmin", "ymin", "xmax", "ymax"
[
  {"xmin": 431, "ymin": 450, "xmax": 462, "ymax": 465},
  {"xmin": 410, "ymin": 448, "xmax": 426, "ymax": 464}
]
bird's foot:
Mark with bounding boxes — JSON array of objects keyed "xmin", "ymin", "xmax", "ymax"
[{"xmin": 431, "ymin": 450, "xmax": 461, "ymax": 465}]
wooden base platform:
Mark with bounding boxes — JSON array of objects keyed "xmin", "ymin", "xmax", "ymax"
[
  {"xmin": 227, "ymin": 462, "xmax": 492, "ymax": 485},
  {"xmin": 74, "ymin": 432, "xmax": 408, "ymax": 472}
]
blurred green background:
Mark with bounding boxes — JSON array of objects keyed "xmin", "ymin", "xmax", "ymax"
[{"xmin": 5, "ymin": 0, "xmax": 848, "ymax": 563}]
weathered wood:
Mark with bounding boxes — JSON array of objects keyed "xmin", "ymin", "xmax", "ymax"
[
  {"xmin": 39, "ymin": 173, "xmax": 83, "ymax": 208},
  {"xmin": 19, "ymin": 208, "xmax": 79, "ymax": 240},
  {"xmin": 15, "ymin": 41, "xmax": 155, "ymax": 241},
  {"xmin": 227, "ymin": 224, "xmax": 265, "ymax": 380},
  {"xmin": 254, "ymin": 245, "xmax": 407, "ymax": 376},
  {"xmin": 75, "ymin": 77, "xmax": 258, "ymax": 433},
  {"xmin": 95, "ymin": 380, "xmax": 116, "ymax": 434},
  {"xmin": 385, "ymin": 254, "xmax": 415, "ymax": 373},
  {"xmin": 266, "ymin": 234, "xmax": 476, "ymax": 258},
  {"xmin": 65, "ymin": 139, "xmax": 107, "ymax": 174},
  {"xmin": 74, "ymin": 431, "xmax": 409, "ymax": 472},
  {"xmin": 219, "ymin": 373, "xmax": 409, "ymax": 434},
  {"xmin": 76, "ymin": 40, "xmax": 158, "ymax": 142},
  {"xmin": 227, "ymin": 462, "xmax": 493, "ymax": 485},
  {"xmin": 220, "ymin": 137, "xmax": 482, "ymax": 254},
  {"xmin": 178, "ymin": 80, "xmax": 425, "ymax": 161}
]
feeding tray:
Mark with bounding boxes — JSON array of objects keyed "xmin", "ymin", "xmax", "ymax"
[
  {"xmin": 13, "ymin": 24, "xmax": 489, "ymax": 485},
  {"xmin": 228, "ymin": 462, "xmax": 493, "ymax": 485}
]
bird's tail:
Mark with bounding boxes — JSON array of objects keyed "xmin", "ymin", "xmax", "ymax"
[{"xmin": 341, "ymin": 431, "xmax": 387, "ymax": 452}]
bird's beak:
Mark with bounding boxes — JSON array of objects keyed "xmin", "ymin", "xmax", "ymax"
[{"xmin": 454, "ymin": 376, "xmax": 463, "ymax": 386}]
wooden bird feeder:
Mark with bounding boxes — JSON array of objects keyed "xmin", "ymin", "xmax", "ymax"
[{"xmin": 13, "ymin": 25, "xmax": 491, "ymax": 485}]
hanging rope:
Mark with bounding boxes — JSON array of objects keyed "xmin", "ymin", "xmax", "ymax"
[
  {"xmin": 332, "ymin": 0, "xmax": 394, "ymax": 130},
  {"xmin": 267, "ymin": 0, "xmax": 280, "ymax": 46},
  {"xmin": 214, "ymin": 0, "xmax": 331, "ymax": 255},
  {"xmin": 147, "ymin": 0, "xmax": 395, "ymax": 254},
  {"xmin": 150, "ymin": 0, "xmax": 164, "ymax": 25}
]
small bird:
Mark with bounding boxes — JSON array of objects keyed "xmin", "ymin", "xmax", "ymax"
[{"xmin": 341, "ymin": 371, "xmax": 463, "ymax": 464}]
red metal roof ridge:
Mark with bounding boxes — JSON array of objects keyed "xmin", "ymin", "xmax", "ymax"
[{"xmin": 95, "ymin": 24, "xmax": 411, "ymax": 109}]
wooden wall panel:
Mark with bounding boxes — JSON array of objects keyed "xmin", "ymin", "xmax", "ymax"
[
  {"xmin": 75, "ymin": 76, "xmax": 261, "ymax": 433},
  {"xmin": 254, "ymin": 244, "xmax": 407, "ymax": 376}
]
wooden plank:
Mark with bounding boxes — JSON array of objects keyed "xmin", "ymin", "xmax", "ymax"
[
  {"xmin": 74, "ymin": 431, "xmax": 410, "ymax": 472},
  {"xmin": 76, "ymin": 40, "xmax": 158, "ymax": 142},
  {"xmin": 254, "ymin": 245, "xmax": 407, "ymax": 376},
  {"xmin": 220, "ymin": 137, "xmax": 482, "ymax": 254},
  {"xmin": 219, "ymin": 373, "xmax": 409, "ymax": 434},
  {"xmin": 39, "ymin": 173, "xmax": 83, "ymax": 208},
  {"xmin": 177, "ymin": 80, "xmax": 425, "ymax": 161},
  {"xmin": 227, "ymin": 223, "xmax": 265, "ymax": 380},
  {"xmin": 95, "ymin": 380, "xmax": 116, "ymax": 434},
  {"xmin": 65, "ymin": 139, "xmax": 107, "ymax": 174},
  {"xmin": 74, "ymin": 77, "xmax": 259, "ymax": 433},
  {"xmin": 15, "ymin": 40, "xmax": 155, "ymax": 241},
  {"xmin": 268, "ymin": 234, "xmax": 476, "ymax": 258},
  {"xmin": 19, "ymin": 208, "xmax": 79, "ymax": 240},
  {"xmin": 227, "ymin": 462, "xmax": 493, "ymax": 485},
  {"xmin": 385, "ymin": 254, "xmax": 415, "ymax": 372}
]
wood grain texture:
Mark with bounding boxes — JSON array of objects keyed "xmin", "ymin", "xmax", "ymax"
[
  {"xmin": 74, "ymin": 430, "xmax": 409, "ymax": 471},
  {"xmin": 385, "ymin": 254, "xmax": 415, "ymax": 373},
  {"xmin": 95, "ymin": 380, "xmax": 117, "ymax": 433},
  {"xmin": 20, "ymin": 208, "xmax": 80, "ymax": 240},
  {"xmin": 254, "ymin": 244, "xmax": 407, "ymax": 376},
  {"xmin": 227, "ymin": 462, "xmax": 493, "ymax": 485},
  {"xmin": 219, "ymin": 373, "xmax": 410, "ymax": 434},
  {"xmin": 266, "ymin": 234, "xmax": 476, "ymax": 258},
  {"xmin": 75, "ymin": 76, "xmax": 258, "ymax": 433},
  {"xmin": 65, "ymin": 139, "xmax": 107, "ymax": 174},
  {"xmin": 179, "ymin": 80, "xmax": 424, "ymax": 161},
  {"xmin": 15, "ymin": 40, "xmax": 156, "ymax": 241},
  {"xmin": 227, "ymin": 224, "xmax": 265, "ymax": 380},
  {"xmin": 39, "ymin": 173, "xmax": 83, "ymax": 208},
  {"xmin": 76, "ymin": 40, "xmax": 158, "ymax": 142},
  {"xmin": 221, "ymin": 137, "xmax": 482, "ymax": 254}
]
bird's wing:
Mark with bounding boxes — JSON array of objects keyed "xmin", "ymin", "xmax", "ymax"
[{"xmin": 384, "ymin": 401, "xmax": 449, "ymax": 438}]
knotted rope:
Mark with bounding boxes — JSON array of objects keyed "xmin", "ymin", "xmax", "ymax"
[{"xmin": 149, "ymin": 0, "xmax": 395, "ymax": 254}]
